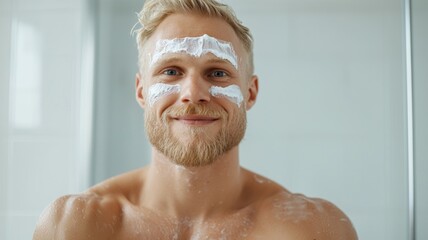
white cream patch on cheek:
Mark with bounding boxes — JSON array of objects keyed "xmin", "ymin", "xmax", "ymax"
[
  {"xmin": 209, "ymin": 85, "xmax": 244, "ymax": 107},
  {"xmin": 146, "ymin": 83, "xmax": 243, "ymax": 107},
  {"xmin": 150, "ymin": 34, "xmax": 238, "ymax": 69},
  {"xmin": 147, "ymin": 83, "xmax": 181, "ymax": 106}
]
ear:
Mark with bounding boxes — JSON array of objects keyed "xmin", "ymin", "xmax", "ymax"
[
  {"xmin": 135, "ymin": 73, "xmax": 146, "ymax": 109},
  {"xmin": 245, "ymin": 75, "xmax": 259, "ymax": 110}
]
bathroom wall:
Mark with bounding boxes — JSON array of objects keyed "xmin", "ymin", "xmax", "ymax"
[
  {"xmin": 0, "ymin": 0, "xmax": 94, "ymax": 238},
  {"xmin": 91, "ymin": 0, "xmax": 148, "ymax": 184},
  {"xmin": 0, "ymin": 0, "xmax": 12, "ymax": 239}
]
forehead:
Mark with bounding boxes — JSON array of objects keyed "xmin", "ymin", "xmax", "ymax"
[
  {"xmin": 144, "ymin": 13, "xmax": 245, "ymax": 60},
  {"xmin": 150, "ymin": 34, "xmax": 238, "ymax": 69}
]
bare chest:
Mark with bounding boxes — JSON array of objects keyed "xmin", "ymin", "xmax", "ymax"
[{"xmin": 116, "ymin": 208, "xmax": 258, "ymax": 240}]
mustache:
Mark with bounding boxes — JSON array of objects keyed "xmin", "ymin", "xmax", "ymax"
[{"xmin": 164, "ymin": 104, "xmax": 226, "ymax": 119}]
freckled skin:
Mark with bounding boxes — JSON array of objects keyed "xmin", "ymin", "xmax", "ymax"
[{"xmin": 33, "ymin": 11, "xmax": 358, "ymax": 240}]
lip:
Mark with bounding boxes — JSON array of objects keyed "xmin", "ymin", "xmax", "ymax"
[{"xmin": 172, "ymin": 115, "xmax": 220, "ymax": 125}]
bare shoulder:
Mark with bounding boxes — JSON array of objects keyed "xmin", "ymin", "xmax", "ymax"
[
  {"xmin": 33, "ymin": 192, "xmax": 123, "ymax": 240},
  {"xmin": 33, "ymin": 169, "xmax": 146, "ymax": 240},
  {"xmin": 256, "ymin": 191, "xmax": 358, "ymax": 240}
]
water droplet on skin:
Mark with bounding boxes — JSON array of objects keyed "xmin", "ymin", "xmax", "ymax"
[
  {"xmin": 254, "ymin": 175, "xmax": 265, "ymax": 184},
  {"xmin": 273, "ymin": 193, "xmax": 317, "ymax": 223}
]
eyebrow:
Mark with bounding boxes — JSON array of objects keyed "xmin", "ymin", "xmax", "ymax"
[
  {"xmin": 205, "ymin": 57, "xmax": 234, "ymax": 66},
  {"xmin": 150, "ymin": 55, "xmax": 236, "ymax": 69},
  {"xmin": 150, "ymin": 56, "xmax": 182, "ymax": 69}
]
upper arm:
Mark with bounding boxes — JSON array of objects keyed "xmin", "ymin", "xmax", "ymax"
[
  {"xmin": 33, "ymin": 195, "xmax": 70, "ymax": 240},
  {"xmin": 313, "ymin": 199, "xmax": 358, "ymax": 240},
  {"xmin": 33, "ymin": 194, "xmax": 123, "ymax": 240}
]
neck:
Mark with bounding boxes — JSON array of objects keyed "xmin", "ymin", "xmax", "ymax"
[{"xmin": 141, "ymin": 146, "xmax": 244, "ymax": 220}]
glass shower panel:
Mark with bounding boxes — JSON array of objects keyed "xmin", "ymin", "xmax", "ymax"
[
  {"xmin": 232, "ymin": 0, "xmax": 408, "ymax": 239},
  {"xmin": 91, "ymin": 0, "xmax": 411, "ymax": 239},
  {"xmin": 412, "ymin": 0, "xmax": 428, "ymax": 239}
]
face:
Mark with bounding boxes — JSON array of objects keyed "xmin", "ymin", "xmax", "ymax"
[{"xmin": 136, "ymin": 13, "xmax": 258, "ymax": 167}]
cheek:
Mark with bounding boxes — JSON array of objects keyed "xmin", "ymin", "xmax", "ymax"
[
  {"xmin": 144, "ymin": 99, "xmax": 164, "ymax": 121},
  {"xmin": 146, "ymin": 83, "xmax": 181, "ymax": 106},
  {"xmin": 209, "ymin": 85, "xmax": 244, "ymax": 108}
]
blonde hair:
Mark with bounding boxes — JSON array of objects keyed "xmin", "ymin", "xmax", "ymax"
[{"xmin": 135, "ymin": 0, "xmax": 254, "ymax": 75}]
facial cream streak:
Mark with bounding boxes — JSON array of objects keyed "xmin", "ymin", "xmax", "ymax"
[
  {"xmin": 150, "ymin": 34, "xmax": 238, "ymax": 69},
  {"xmin": 147, "ymin": 83, "xmax": 181, "ymax": 106},
  {"xmin": 209, "ymin": 85, "xmax": 244, "ymax": 107},
  {"xmin": 147, "ymin": 83, "xmax": 244, "ymax": 107}
]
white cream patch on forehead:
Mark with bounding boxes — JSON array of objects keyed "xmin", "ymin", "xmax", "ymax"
[
  {"xmin": 150, "ymin": 34, "xmax": 238, "ymax": 69},
  {"xmin": 147, "ymin": 83, "xmax": 181, "ymax": 106},
  {"xmin": 209, "ymin": 85, "xmax": 244, "ymax": 107}
]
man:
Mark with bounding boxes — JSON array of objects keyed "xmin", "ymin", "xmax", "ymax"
[{"xmin": 33, "ymin": 0, "xmax": 358, "ymax": 239}]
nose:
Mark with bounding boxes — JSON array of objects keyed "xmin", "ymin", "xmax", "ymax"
[{"xmin": 179, "ymin": 74, "xmax": 211, "ymax": 104}]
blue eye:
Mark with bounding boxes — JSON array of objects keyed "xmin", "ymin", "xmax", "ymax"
[
  {"xmin": 163, "ymin": 69, "xmax": 179, "ymax": 75},
  {"xmin": 210, "ymin": 70, "xmax": 227, "ymax": 78}
]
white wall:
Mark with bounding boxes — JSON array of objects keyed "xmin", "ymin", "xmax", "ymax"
[
  {"xmin": 91, "ymin": 0, "xmax": 148, "ymax": 184},
  {"xmin": 0, "ymin": 0, "xmax": 94, "ymax": 239},
  {"xmin": 0, "ymin": 0, "xmax": 13, "ymax": 239}
]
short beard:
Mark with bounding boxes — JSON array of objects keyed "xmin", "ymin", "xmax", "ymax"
[{"xmin": 145, "ymin": 104, "xmax": 246, "ymax": 167}]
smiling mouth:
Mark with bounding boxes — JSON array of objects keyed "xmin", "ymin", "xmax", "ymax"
[{"xmin": 173, "ymin": 115, "xmax": 220, "ymax": 125}]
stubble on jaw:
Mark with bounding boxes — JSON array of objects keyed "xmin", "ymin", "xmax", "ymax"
[{"xmin": 145, "ymin": 103, "xmax": 247, "ymax": 167}]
